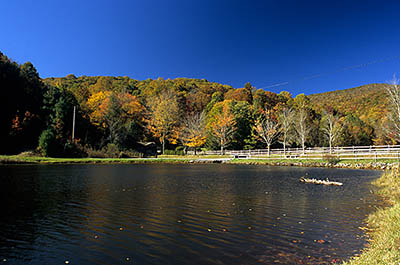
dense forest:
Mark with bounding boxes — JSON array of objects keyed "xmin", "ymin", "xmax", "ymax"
[{"xmin": 0, "ymin": 51, "xmax": 395, "ymax": 157}]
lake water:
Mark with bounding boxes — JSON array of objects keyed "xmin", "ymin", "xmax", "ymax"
[{"xmin": 0, "ymin": 164, "xmax": 381, "ymax": 264}]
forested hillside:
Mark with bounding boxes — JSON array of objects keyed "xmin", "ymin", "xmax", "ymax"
[
  {"xmin": 1, "ymin": 50, "xmax": 395, "ymax": 157},
  {"xmin": 309, "ymin": 83, "xmax": 389, "ymax": 144},
  {"xmin": 309, "ymin": 84, "xmax": 388, "ymax": 125}
]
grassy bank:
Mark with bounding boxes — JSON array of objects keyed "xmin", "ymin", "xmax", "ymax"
[
  {"xmin": 0, "ymin": 155, "xmax": 398, "ymax": 169},
  {"xmin": 344, "ymin": 167, "xmax": 400, "ymax": 265},
  {"xmin": 226, "ymin": 158, "xmax": 398, "ymax": 170},
  {"xmin": 0, "ymin": 155, "xmax": 197, "ymax": 165},
  {"xmin": 0, "ymin": 155, "xmax": 329, "ymax": 165}
]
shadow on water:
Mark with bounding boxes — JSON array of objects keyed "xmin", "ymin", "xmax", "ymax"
[{"xmin": 0, "ymin": 164, "xmax": 381, "ymax": 264}]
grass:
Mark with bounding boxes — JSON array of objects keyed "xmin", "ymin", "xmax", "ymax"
[
  {"xmin": 157, "ymin": 154, "xmax": 231, "ymax": 159},
  {"xmin": 0, "ymin": 155, "xmax": 199, "ymax": 165},
  {"xmin": 227, "ymin": 158, "xmax": 327, "ymax": 164},
  {"xmin": 1, "ymin": 154, "xmax": 398, "ymax": 166},
  {"xmin": 343, "ymin": 167, "xmax": 400, "ymax": 265},
  {"xmin": 227, "ymin": 158, "xmax": 399, "ymax": 166},
  {"xmin": 338, "ymin": 159, "xmax": 400, "ymax": 164}
]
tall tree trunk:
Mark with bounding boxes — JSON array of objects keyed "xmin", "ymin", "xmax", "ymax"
[
  {"xmin": 268, "ymin": 144, "xmax": 271, "ymax": 157},
  {"xmin": 221, "ymin": 137, "xmax": 225, "ymax": 155},
  {"xmin": 161, "ymin": 134, "xmax": 165, "ymax": 154},
  {"xmin": 283, "ymin": 140, "xmax": 286, "ymax": 157}
]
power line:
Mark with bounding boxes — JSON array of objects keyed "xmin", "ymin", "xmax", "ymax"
[
  {"xmin": 258, "ymin": 55, "xmax": 400, "ymax": 90},
  {"xmin": 72, "ymin": 106, "xmax": 76, "ymax": 140}
]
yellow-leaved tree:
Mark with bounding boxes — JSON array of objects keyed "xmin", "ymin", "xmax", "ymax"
[
  {"xmin": 86, "ymin": 91, "xmax": 112, "ymax": 128},
  {"xmin": 86, "ymin": 91, "xmax": 144, "ymax": 144},
  {"xmin": 147, "ymin": 90, "xmax": 180, "ymax": 154}
]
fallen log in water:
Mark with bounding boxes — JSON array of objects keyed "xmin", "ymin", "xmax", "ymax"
[{"xmin": 299, "ymin": 176, "xmax": 343, "ymax": 186}]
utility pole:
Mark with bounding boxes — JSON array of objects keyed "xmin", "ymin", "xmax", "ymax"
[{"xmin": 72, "ymin": 106, "xmax": 76, "ymax": 140}]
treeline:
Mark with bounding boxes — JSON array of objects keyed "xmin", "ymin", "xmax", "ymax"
[{"xmin": 0, "ymin": 51, "xmax": 393, "ymax": 157}]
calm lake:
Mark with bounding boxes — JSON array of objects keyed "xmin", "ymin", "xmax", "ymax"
[{"xmin": 0, "ymin": 164, "xmax": 381, "ymax": 264}]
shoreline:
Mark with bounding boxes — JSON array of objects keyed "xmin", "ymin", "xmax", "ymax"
[
  {"xmin": 343, "ymin": 166, "xmax": 400, "ymax": 264},
  {"xmin": 0, "ymin": 155, "xmax": 397, "ymax": 170}
]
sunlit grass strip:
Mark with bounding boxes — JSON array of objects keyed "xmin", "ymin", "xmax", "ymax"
[
  {"xmin": 227, "ymin": 158, "xmax": 400, "ymax": 165},
  {"xmin": 344, "ymin": 167, "xmax": 400, "ymax": 265},
  {"xmin": 157, "ymin": 154, "xmax": 231, "ymax": 159},
  {"xmin": 227, "ymin": 158, "xmax": 327, "ymax": 164},
  {"xmin": 0, "ymin": 155, "xmax": 197, "ymax": 164},
  {"xmin": 1, "ymin": 155, "xmax": 399, "ymax": 166}
]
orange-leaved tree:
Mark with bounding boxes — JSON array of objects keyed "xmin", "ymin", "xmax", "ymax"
[{"xmin": 207, "ymin": 101, "xmax": 236, "ymax": 154}]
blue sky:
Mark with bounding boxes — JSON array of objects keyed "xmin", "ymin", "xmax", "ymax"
[{"xmin": 2, "ymin": 0, "xmax": 400, "ymax": 95}]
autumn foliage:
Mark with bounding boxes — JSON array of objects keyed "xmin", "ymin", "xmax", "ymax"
[
  {"xmin": 1, "ymin": 49, "xmax": 397, "ymax": 157},
  {"xmin": 87, "ymin": 91, "xmax": 143, "ymax": 128},
  {"xmin": 207, "ymin": 101, "xmax": 237, "ymax": 154}
]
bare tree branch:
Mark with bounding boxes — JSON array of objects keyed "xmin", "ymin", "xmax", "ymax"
[
  {"xmin": 295, "ymin": 108, "xmax": 310, "ymax": 154},
  {"xmin": 321, "ymin": 111, "xmax": 342, "ymax": 153},
  {"xmin": 277, "ymin": 107, "xmax": 295, "ymax": 156},
  {"xmin": 180, "ymin": 112, "xmax": 207, "ymax": 154},
  {"xmin": 254, "ymin": 109, "xmax": 280, "ymax": 156}
]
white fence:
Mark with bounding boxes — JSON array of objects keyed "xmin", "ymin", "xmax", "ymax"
[{"xmin": 191, "ymin": 145, "xmax": 400, "ymax": 160}]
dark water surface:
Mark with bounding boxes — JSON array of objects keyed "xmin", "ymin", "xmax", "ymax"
[{"xmin": 0, "ymin": 164, "xmax": 381, "ymax": 264}]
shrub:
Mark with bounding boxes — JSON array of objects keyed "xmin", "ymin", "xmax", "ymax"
[
  {"xmin": 38, "ymin": 128, "xmax": 60, "ymax": 157},
  {"xmin": 119, "ymin": 150, "xmax": 143, "ymax": 158},
  {"xmin": 85, "ymin": 144, "xmax": 143, "ymax": 158},
  {"xmin": 63, "ymin": 140, "xmax": 87, "ymax": 158},
  {"xmin": 85, "ymin": 147, "xmax": 108, "ymax": 158},
  {"xmin": 105, "ymin": 143, "xmax": 120, "ymax": 158},
  {"xmin": 17, "ymin": 150, "xmax": 42, "ymax": 157},
  {"xmin": 175, "ymin": 146, "xmax": 185, "ymax": 152},
  {"xmin": 164, "ymin": 149, "xmax": 184, "ymax": 156}
]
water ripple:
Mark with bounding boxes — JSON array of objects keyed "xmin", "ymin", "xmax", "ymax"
[{"xmin": 0, "ymin": 164, "xmax": 381, "ymax": 265}]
